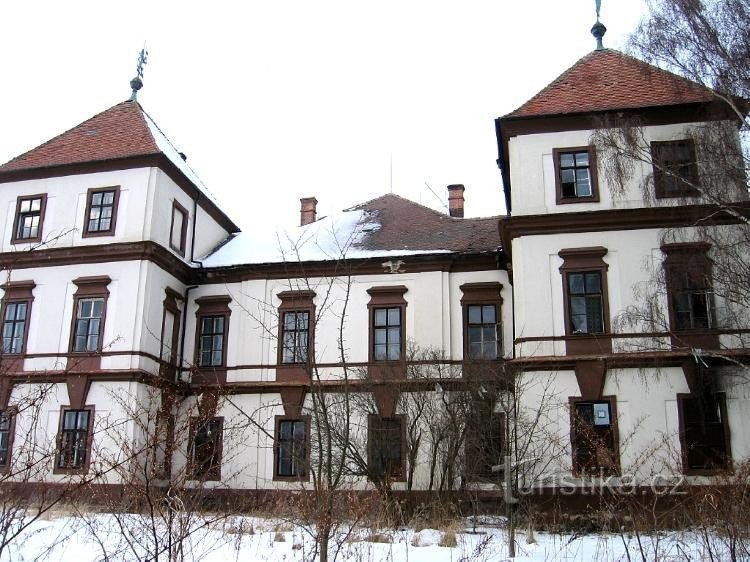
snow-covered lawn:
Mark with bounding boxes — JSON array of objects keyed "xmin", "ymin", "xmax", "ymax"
[{"xmin": 5, "ymin": 513, "xmax": 734, "ymax": 561}]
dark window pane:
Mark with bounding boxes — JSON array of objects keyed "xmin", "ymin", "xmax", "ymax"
[
  {"xmin": 569, "ymin": 274, "xmax": 584, "ymax": 294},
  {"xmin": 468, "ymin": 305, "xmax": 482, "ymax": 324}
]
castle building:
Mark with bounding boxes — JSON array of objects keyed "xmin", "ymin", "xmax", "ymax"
[{"xmin": 0, "ymin": 37, "xmax": 746, "ymax": 502}]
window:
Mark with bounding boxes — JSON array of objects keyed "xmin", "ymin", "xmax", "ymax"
[
  {"xmin": 678, "ymin": 393, "xmax": 730, "ymax": 472},
  {"xmin": 559, "ymin": 247, "xmax": 611, "ymax": 355},
  {"xmin": 373, "ymin": 308, "xmax": 402, "ymax": 361},
  {"xmin": 83, "ymin": 187, "xmax": 119, "ymax": 236},
  {"xmin": 0, "ymin": 412, "xmax": 14, "ymax": 468},
  {"xmin": 671, "ymin": 271, "xmax": 714, "ymax": 330},
  {"xmin": 194, "ymin": 296, "xmax": 231, "ymax": 381},
  {"xmin": 367, "ymin": 286, "xmax": 407, "ymax": 378},
  {"xmin": 553, "ymin": 147, "xmax": 599, "ymax": 204},
  {"xmin": 57, "ymin": 409, "xmax": 92, "ymax": 471},
  {"xmin": 460, "ymin": 282, "xmax": 503, "ymax": 366},
  {"xmin": 467, "ymin": 305, "xmax": 499, "ymax": 359},
  {"xmin": 567, "ymin": 272, "xmax": 604, "ymax": 334},
  {"xmin": 189, "ymin": 417, "xmax": 223, "ymax": 481},
  {"xmin": 2, "ymin": 302, "xmax": 28, "ymax": 354},
  {"xmin": 274, "ymin": 417, "xmax": 309, "ymax": 480},
  {"xmin": 651, "ymin": 140, "xmax": 699, "ymax": 198},
  {"xmin": 571, "ymin": 399, "xmax": 618, "ymax": 475},
  {"xmin": 12, "ymin": 195, "xmax": 46, "ymax": 243},
  {"xmin": 368, "ymin": 415, "xmax": 404, "ymax": 481},
  {"xmin": 281, "ymin": 311, "xmax": 310, "ymax": 363},
  {"xmin": 68, "ymin": 277, "xmax": 110, "ymax": 370},
  {"xmin": 465, "ymin": 403, "xmax": 504, "ymax": 479},
  {"xmin": 198, "ymin": 316, "xmax": 225, "ymax": 367},
  {"xmin": 73, "ymin": 298, "xmax": 104, "ymax": 352},
  {"xmin": 663, "ymin": 243, "xmax": 718, "ymax": 349},
  {"xmin": 170, "ymin": 201, "xmax": 188, "ymax": 255},
  {"xmin": 160, "ymin": 289, "xmax": 182, "ymax": 380}
]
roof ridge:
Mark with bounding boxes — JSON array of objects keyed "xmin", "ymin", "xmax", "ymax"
[{"xmin": 350, "ymin": 192, "xmax": 454, "ymax": 220}]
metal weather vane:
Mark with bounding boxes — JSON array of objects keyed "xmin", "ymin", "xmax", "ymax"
[
  {"xmin": 591, "ymin": 0, "xmax": 606, "ymax": 50},
  {"xmin": 136, "ymin": 47, "xmax": 148, "ymax": 79},
  {"xmin": 130, "ymin": 46, "xmax": 149, "ymax": 101}
]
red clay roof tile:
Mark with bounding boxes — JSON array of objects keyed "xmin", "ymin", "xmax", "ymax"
[
  {"xmin": 352, "ymin": 194, "xmax": 501, "ymax": 253},
  {"xmin": 0, "ymin": 101, "xmax": 161, "ymax": 172},
  {"xmin": 505, "ymin": 49, "xmax": 715, "ymax": 119}
]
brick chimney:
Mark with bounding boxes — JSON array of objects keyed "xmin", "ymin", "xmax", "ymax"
[
  {"xmin": 447, "ymin": 184, "xmax": 465, "ymax": 218},
  {"xmin": 300, "ymin": 197, "xmax": 318, "ymax": 226}
]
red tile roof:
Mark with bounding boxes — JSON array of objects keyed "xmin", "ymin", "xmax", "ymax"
[
  {"xmin": 0, "ymin": 101, "xmax": 161, "ymax": 171},
  {"xmin": 352, "ymin": 194, "xmax": 501, "ymax": 253},
  {"xmin": 505, "ymin": 49, "xmax": 715, "ymax": 119}
]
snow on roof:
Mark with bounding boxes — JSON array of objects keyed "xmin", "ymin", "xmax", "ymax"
[
  {"xmin": 141, "ymin": 107, "xmax": 219, "ymax": 205},
  {"xmin": 200, "ymin": 208, "xmax": 451, "ymax": 268}
]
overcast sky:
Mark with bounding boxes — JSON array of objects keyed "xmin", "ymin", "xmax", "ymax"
[{"xmin": 0, "ymin": 0, "xmax": 647, "ymax": 232}]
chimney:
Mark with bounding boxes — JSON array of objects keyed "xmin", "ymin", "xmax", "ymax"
[
  {"xmin": 447, "ymin": 184, "xmax": 465, "ymax": 218},
  {"xmin": 300, "ymin": 197, "xmax": 318, "ymax": 226}
]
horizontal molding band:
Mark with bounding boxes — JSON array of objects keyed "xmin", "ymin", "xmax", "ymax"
[
  {"xmin": 499, "ymin": 203, "xmax": 750, "ymax": 242},
  {"xmin": 0, "ymin": 242, "xmax": 502, "ymax": 284}
]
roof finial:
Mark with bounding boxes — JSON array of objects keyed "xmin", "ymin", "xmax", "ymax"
[
  {"xmin": 591, "ymin": 0, "xmax": 606, "ymax": 50},
  {"xmin": 129, "ymin": 46, "xmax": 148, "ymax": 101}
]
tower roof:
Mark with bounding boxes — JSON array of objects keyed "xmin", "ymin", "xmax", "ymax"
[
  {"xmin": 504, "ymin": 49, "xmax": 715, "ymax": 119},
  {"xmin": 1, "ymin": 101, "xmax": 161, "ymax": 172},
  {"xmin": 0, "ymin": 99, "xmax": 239, "ymax": 233}
]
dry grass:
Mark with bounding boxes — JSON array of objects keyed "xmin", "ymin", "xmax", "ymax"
[
  {"xmin": 273, "ymin": 532, "xmax": 286, "ymax": 542},
  {"xmin": 365, "ymin": 532, "xmax": 392, "ymax": 544},
  {"xmin": 439, "ymin": 528, "xmax": 458, "ymax": 548}
]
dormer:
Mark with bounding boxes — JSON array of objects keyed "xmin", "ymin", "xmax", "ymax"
[
  {"xmin": 495, "ymin": 48, "xmax": 739, "ymax": 217},
  {"xmin": 0, "ymin": 100, "xmax": 239, "ymax": 260}
]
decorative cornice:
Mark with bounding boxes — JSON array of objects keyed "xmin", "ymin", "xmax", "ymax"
[
  {"xmin": 499, "ymin": 203, "xmax": 750, "ymax": 252},
  {"xmin": 0, "ymin": 241, "xmax": 193, "ymax": 283}
]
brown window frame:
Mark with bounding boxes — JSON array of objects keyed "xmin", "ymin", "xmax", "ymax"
[
  {"xmin": 188, "ymin": 416, "xmax": 224, "ymax": 481},
  {"xmin": 559, "ymin": 247, "xmax": 611, "ymax": 355},
  {"xmin": 11, "ymin": 194, "xmax": 47, "ymax": 244},
  {"xmin": 662, "ymin": 243, "xmax": 718, "ymax": 349},
  {"xmin": 367, "ymin": 286, "xmax": 408, "ymax": 364},
  {"xmin": 160, "ymin": 288, "xmax": 183, "ymax": 380},
  {"xmin": 276, "ymin": 290, "xmax": 316, "ymax": 366},
  {"xmin": 651, "ymin": 139, "xmax": 700, "ymax": 199},
  {"xmin": 460, "ymin": 282, "xmax": 503, "ymax": 361},
  {"xmin": 553, "ymin": 146, "xmax": 600, "ymax": 205},
  {"xmin": 569, "ymin": 396, "xmax": 620, "ymax": 476},
  {"xmin": 169, "ymin": 200, "xmax": 189, "ymax": 256},
  {"xmin": 68, "ymin": 277, "xmax": 110, "ymax": 355},
  {"xmin": 367, "ymin": 414, "xmax": 406, "ymax": 482},
  {"xmin": 1, "ymin": 281, "xmax": 35, "ymax": 358},
  {"xmin": 677, "ymin": 391, "xmax": 731, "ymax": 475},
  {"xmin": 273, "ymin": 415, "xmax": 311, "ymax": 482},
  {"xmin": 0, "ymin": 409, "xmax": 17, "ymax": 472},
  {"xmin": 82, "ymin": 186, "xmax": 120, "ymax": 237},
  {"xmin": 194, "ymin": 296, "xmax": 231, "ymax": 383},
  {"xmin": 54, "ymin": 406, "xmax": 94, "ymax": 474}
]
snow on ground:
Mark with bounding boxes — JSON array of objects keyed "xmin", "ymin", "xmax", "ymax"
[{"xmin": 5, "ymin": 513, "xmax": 733, "ymax": 561}]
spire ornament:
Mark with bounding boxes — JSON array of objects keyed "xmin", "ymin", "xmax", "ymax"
[
  {"xmin": 129, "ymin": 47, "xmax": 149, "ymax": 101},
  {"xmin": 591, "ymin": 0, "xmax": 606, "ymax": 50}
]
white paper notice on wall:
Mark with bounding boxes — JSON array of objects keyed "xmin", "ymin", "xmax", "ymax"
[{"xmin": 593, "ymin": 402, "xmax": 611, "ymax": 426}]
